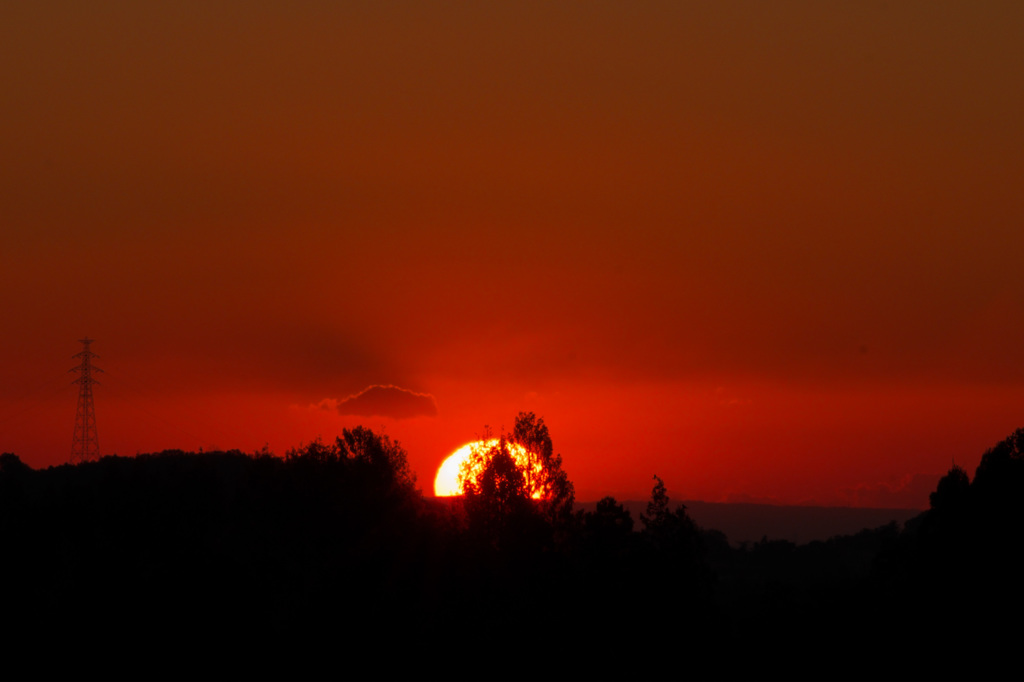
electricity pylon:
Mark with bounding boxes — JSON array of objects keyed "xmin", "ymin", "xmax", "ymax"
[{"xmin": 70, "ymin": 338, "xmax": 102, "ymax": 463}]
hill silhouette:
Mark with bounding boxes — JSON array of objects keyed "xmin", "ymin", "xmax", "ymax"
[
  {"xmin": 580, "ymin": 499, "xmax": 921, "ymax": 546},
  {"xmin": 2, "ymin": 427, "xmax": 1023, "ymax": 679}
]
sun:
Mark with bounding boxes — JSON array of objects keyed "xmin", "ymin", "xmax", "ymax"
[{"xmin": 433, "ymin": 439, "xmax": 545, "ymax": 498}]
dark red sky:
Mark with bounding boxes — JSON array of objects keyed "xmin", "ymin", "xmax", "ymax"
[{"xmin": 3, "ymin": 1, "xmax": 1023, "ymax": 507}]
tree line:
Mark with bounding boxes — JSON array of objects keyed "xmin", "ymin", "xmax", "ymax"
[{"xmin": 1, "ymin": 416, "xmax": 1022, "ymax": 679}]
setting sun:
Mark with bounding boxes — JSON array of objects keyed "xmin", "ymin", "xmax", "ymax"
[{"xmin": 434, "ymin": 439, "xmax": 544, "ymax": 498}]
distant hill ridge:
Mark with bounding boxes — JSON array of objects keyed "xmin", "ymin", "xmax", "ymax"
[{"xmin": 578, "ymin": 499, "xmax": 921, "ymax": 546}]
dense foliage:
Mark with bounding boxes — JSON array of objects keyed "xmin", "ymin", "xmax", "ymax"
[{"xmin": 2, "ymin": 424, "xmax": 1023, "ymax": 679}]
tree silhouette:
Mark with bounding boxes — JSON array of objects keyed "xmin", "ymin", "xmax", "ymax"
[
  {"xmin": 640, "ymin": 474, "xmax": 700, "ymax": 555},
  {"xmin": 507, "ymin": 411, "xmax": 575, "ymax": 523},
  {"xmin": 510, "ymin": 411, "xmax": 553, "ymax": 494},
  {"xmin": 285, "ymin": 437, "xmax": 341, "ymax": 465},
  {"xmin": 929, "ymin": 463, "xmax": 970, "ymax": 514},
  {"xmin": 338, "ymin": 425, "xmax": 417, "ymax": 493},
  {"xmin": 460, "ymin": 437, "xmax": 537, "ymax": 547},
  {"xmin": 284, "ymin": 426, "xmax": 415, "ymax": 492},
  {"xmin": 972, "ymin": 427, "xmax": 1024, "ymax": 506},
  {"xmin": 583, "ymin": 496, "xmax": 635, "ymax": 558},
  {"xmin": 0, "ymin": 452, "xmax": 32, "ymax": 510},
  {"xmin": 455, "ymin": 413, "xmax": 577, "ymax": 550},
  {"xmin": 641, "ymin": 474, "xmax": 671, "ymax": 529},
  {"xmin": 588, "ymin": 496, "xmax": 634, "ymax": 535}
]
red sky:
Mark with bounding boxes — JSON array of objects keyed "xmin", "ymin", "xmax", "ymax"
[{"xmin": 2, "ymin": 1, "xmax": 1023, "ymax": 507}]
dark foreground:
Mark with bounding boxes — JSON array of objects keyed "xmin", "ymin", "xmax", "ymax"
[{"xmin": 2, "ymin": 428, "xmax": 1023, "ymax": 680}]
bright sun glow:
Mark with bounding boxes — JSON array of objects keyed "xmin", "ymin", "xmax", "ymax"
[{"xmin": 434, "ymin": 439, "xmax": 545, "ymax": 498}]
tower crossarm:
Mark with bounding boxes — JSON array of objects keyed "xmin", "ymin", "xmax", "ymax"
[{"xmin": 70, "ymin": 338, "xmax": 103, "ymax": 379}]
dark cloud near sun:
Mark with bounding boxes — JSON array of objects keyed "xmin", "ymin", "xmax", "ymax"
[{"xmin": 325, "ymin": 385, "xmax": 438, "ymax": 420}]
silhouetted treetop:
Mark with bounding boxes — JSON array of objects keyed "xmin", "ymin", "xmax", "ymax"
[
  {"xmin": 285, "ymin": 438, "xmax": 342, "ymax": 465},
  {"xmin": 507, "ymin": 411, "xmax": 575, "ymax": 523},
  {"xmin": 463, "ymin": 441, "xmax": 530, "ymax": 519},
  {"xmin": 458, "ymin": 437, "xmax": 545, "ymax": 552},
  {"xmin": 930, "ymin": 463, "xmax": 970, "ymax": 513},
  {"xmin": 590, "ymin": 496, "xmax": 634, "ymax": 534},
  {"xmin": 972, "ymin": 427, "xmax": 1024, "ymax": 495},
  {"xmin": 641, "ymin": 474, "xmax": 671, "ymax": 529},
  {"xmin": 641, "ymin": 474, "xmax": 699, "ymax": 552},
  {"xmin": 0, "ymin": 452, "xmax": 29, "ymax": 476},
  {"xmin": 454, "ymin": 413, "xmax": 578, "ymax": 552},
  {"xmin": 0, "ymin": 452, "xmax": 32, "ymax": 503},
  {"xmin": 340, "ymin": 425, "xmax": 416, "ymax": 491},
  {"xmin": 583, "ymin": 496, "xmax": 635, "ymax": 551},
  {"xmin": 284, "ymin": 426, "xmax": 415, "ymax": 492}
]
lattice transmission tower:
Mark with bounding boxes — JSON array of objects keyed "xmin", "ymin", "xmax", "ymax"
[{"xmin": 70, "ymin": 337, "xmax": 102, "ymax": 463}]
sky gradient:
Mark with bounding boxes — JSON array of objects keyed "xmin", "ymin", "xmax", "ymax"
[{"xmin": 3, "ymin": 1, "xmax": 1023, "ymax": 506}]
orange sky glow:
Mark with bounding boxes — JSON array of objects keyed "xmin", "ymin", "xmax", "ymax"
[{"xmin": 2, "ymin": 1, "xmax": 1023, "ymax": 508}]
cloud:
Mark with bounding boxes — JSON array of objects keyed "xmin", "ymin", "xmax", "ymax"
[{"xmin": 324, "ymin": 385, "xmax": 438, "ymax": 420}]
